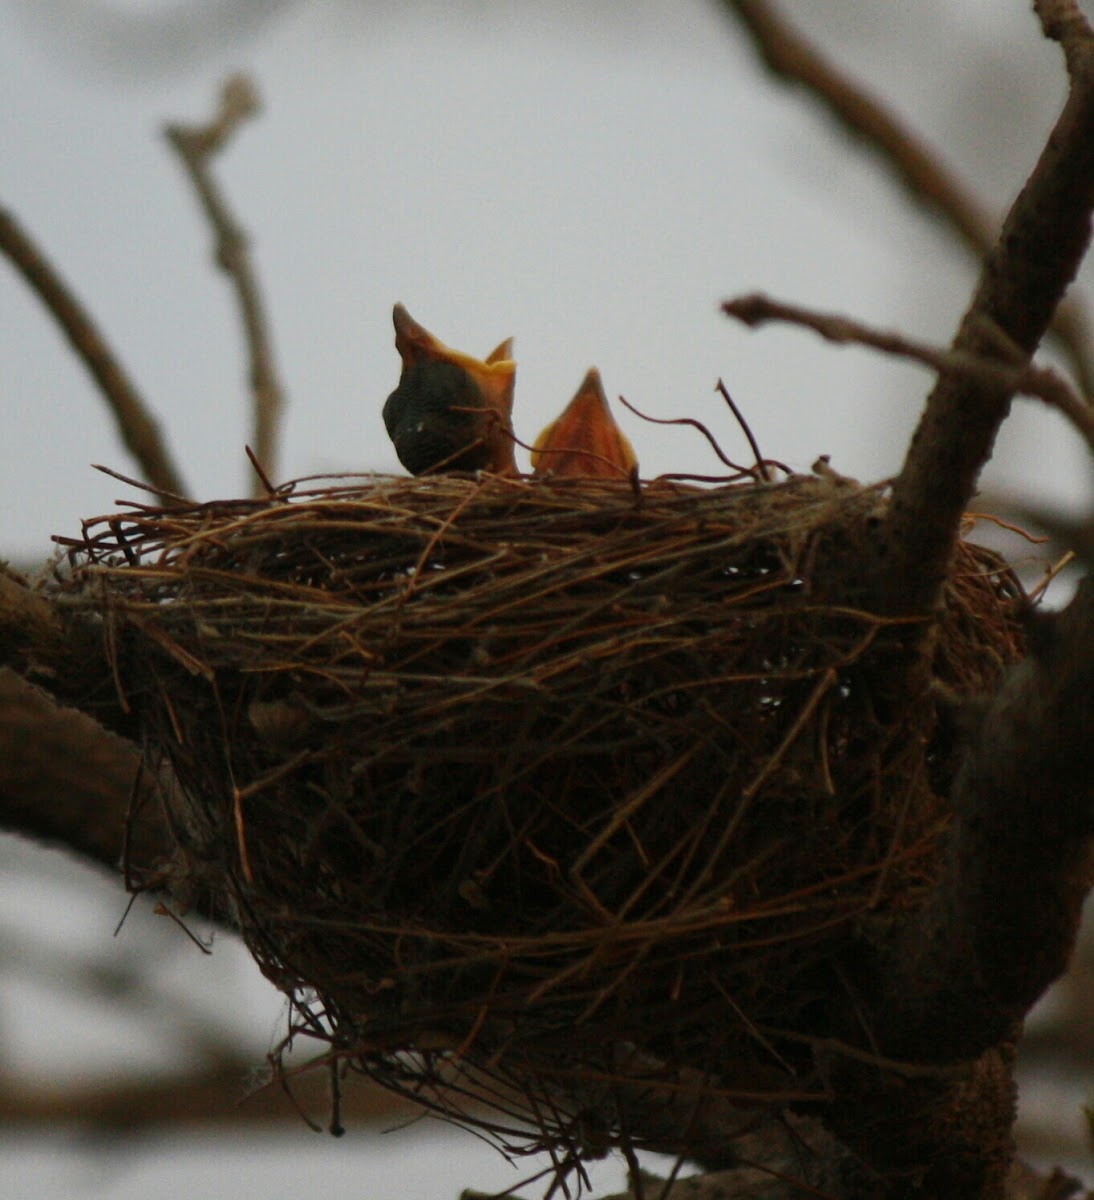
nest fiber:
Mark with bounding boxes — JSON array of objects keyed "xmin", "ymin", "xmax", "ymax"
[{"xmin": 64, "ymin": 470, "xmax": 1024, "ymax": 1153}]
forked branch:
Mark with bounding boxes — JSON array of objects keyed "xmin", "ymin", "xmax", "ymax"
[
  {"xmin": 166, "ymin": 74, "xmax": 285, "ymax": 495},
  {"xmin": 881, "ymin": 5, "xmax": 1094, "ymax": 614},
  {"xmin": 719, "ymin": 0, "xmax": 1094, "ymax": 397}
]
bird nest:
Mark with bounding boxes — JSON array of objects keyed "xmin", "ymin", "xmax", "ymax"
[{"xmin": 61, "ymin": 468, "xmax": 1024, "ymax": 1160}]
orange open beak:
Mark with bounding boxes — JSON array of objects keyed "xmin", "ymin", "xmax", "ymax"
[{"xmin": 531, "ymin": 368, "xmax": 638, "ymax": 480}]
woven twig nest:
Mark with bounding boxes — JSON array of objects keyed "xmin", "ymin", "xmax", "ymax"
[{"xmin": 63, "ymin": 468, "xmax": 1023, "ymax": 1158}]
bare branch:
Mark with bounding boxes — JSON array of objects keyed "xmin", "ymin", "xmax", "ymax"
[
  {"xmin": 723, "ymin": 292, "xmax": 1094, "ymax": 456},
  {"xmin": 878, "ymin": 579, "xmax": 1094, "ymax": 1061},
  {"xmin": 718, "ymin": 0, "xmax": 1094, "ymax": 399},
  {"xmin": 0, "ymin": 668, "xmax": 163, "ymax": 872},
  {"xmin": 0, "ymin": 206, "xmax": 189, "ymax": 502},
  {"xmin": 880, "ymin": 12, "xmax": 1094, "ymax": 614},
  {"xmin": 1035, "ymin": 0, "xmax": 1094, "ymax": 76},
  {"xmin": 165, "ymin": 75, "xmax": 285, "ymax": 496},
  {"xmin": 0, "ymin": 1059, "xmax": 419, "ymax": 1131},
  {"xmin": 720, "ymin": 0, "xmax": 991, "ymax": 247},
  {"xmin": 0, "ymin": 565, "xmax": 174, "ymax": 877}
]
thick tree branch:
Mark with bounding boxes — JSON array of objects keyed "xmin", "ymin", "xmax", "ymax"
[
  {"xmin": 0, "ymin": 667, "xmax": 165, "ymax": 872},
  {"xmin": 879, "ymin": 580, "xmax": 1094, "ymax": 1062},
  {"xmin": 0, "ymin": 1061, "xmax": 419, "ymax": 1131},
  {"xmin": 0, "ymin": 207, "xmax": 189, "ymax": 502},
  {"xmin": 0, "ymin": 564, "xmax": 130, "ymax": 734},
  {"xmin": 812, "ymin": 578, "xmax": 1094, "ymax": 1195},
  {"xmin": 717, "ymin": 0, "xmax": 1094, "ymax": 398},
  {"xmin": 165, "ymin": 75, "xmax": 285, "ymax": 495},
  {"xmin": 0, "ymin": 566, "xmax": 189, "ymax": 892},
  {"xmin": 880, "ymin": 17, "xmax": 1094, "ymax": 615},
  {"xmin": 0, "ymin": 565, "xmax": 68, "ymax": 668},
  {"xmin": 0, "ymin": 658, "xmax": 241, "ymax": 930}
]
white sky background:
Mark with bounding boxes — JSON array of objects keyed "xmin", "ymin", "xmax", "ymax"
[{"xmin": 2, "ymin": 2, "xmax": 1094, "ymax": 1197}]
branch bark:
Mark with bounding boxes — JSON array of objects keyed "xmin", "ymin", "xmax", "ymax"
[
  {"xmin": 0, "ymin": 566, "xmax": 226, "ymax": 919},
  {"xmin": 0, "ymin": 667, "xmax": 162, "ymax": 871},
  {"xmin": 0, "ymin": 1061, "xmax": 419, "ymax": 1132},
  {"xmin": 816, "ymin": 587, "xmax": 1094, "ymax": 1193},
  {"xmin": 880, "ymin": 581, "xmax": 1094, "ymax": 1062}
]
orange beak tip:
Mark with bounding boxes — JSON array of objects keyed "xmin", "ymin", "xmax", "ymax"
[
  {"xmin": 486, "ymin": 337, "xmax": 515, "ymax": 365},
  {"xmin": 532, "ymin": 368, "xmax": 638, "ymax": 479}
]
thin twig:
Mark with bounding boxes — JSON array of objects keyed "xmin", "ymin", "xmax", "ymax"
[
  {"xmin": 166, "ymin": 74, "xmax": 285, "ymax": 497},
  {"xmin": 718, "ymin": 0, "xmax": 1094, "ymax": 398},
  {"xmin": 716, "ymin": 377, "xmax": 772, "ymax": 481},
  {"xmin": 0, "ymin": 206, "xmax": 189, "ymax": 501},
  {"xmin": 723, "ymin": 292, "xmax": 1094, "ymax": 457},
  {"xmin": 90, "ymin": 461, "xmax": 189, "ymax": 502},
  {"xmin": 616, "ymin": 394, "xmax": 790, "ymax": 480},
  {"xmin": 245, "ymin": 443, "xmax": 280, "ymax": 497}
]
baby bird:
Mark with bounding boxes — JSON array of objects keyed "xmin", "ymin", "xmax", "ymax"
[
  {"xmin": 531, "ymin": 368, "xmax": 638, "ymax": 479},
  {"xmin": 383, "ymin": 304, "xmax": 518, "ymax": 476}
]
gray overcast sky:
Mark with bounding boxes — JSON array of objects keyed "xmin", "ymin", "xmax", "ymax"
[{"xmin": 2, "ymin": 3, "xmax": 1093, "ymax": 1196}]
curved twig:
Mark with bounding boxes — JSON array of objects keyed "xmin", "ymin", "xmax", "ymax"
[{"xmin": 0, "ymin": 207, "xmax": 188, "ymax": 502}]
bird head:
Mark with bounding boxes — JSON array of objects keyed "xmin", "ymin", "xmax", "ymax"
[
  {"xmin": 531, "ymin": 368, "xmax": 638, "ymax": 479},
  {"xmin": 383, "ymin": 304, "xmax": 517, "ymax": 476}
]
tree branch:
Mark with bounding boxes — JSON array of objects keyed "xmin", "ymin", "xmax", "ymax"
[
  {"xmin": 0, "ymin": 563, "xmax": 184, "ymax": 884},
  {"xmin": 0, "ymin": 1060, "xmax": 419, "ymax": 1132},
  {"xmin": 723, "ymin": 292, "xmax": 1094, "ymax": 456},
  {"xmin": 811, "ymin": 579, "xmax": 1094, "ymax": 1194},
  {"xmin": 717, "ymin": 0, "xmax": 1094, "ymax": 398},
  {"xmin": 0, "ymin": 564, "xmax": 129, "ymax": 733},
  {"xmin": 880, "ymin": 14, "xmax": 1094, "ymax": 614},
  {"xmin": 0, "ymin": 667, "xmax": 164, "ymax": 872},
  {"xmin": 1035, "ymin": 0, "xmax": 1094, "ymax": 77},
  {"xmin": 0, "ymin": 207, "xmax": 189, "ymax": 502},
  {"xmin": 165, "ymin": 75, "xmax": 285, "ymax": 495},
  {"xmin": 879, "ymin": 580, "xmax": 1094, "ymax": 1062}
]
